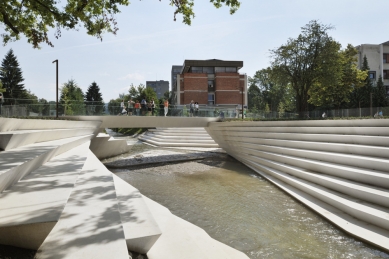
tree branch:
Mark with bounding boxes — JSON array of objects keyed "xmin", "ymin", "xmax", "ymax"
[{"xmin": 0, "ymin": 11, "xmax": 19, "ymax": 34}]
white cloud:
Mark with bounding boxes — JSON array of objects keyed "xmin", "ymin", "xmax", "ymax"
[
  {"xmin": 100, "ymin": 72, "xmax": 110, "ymax": 77},
  {"xmin": 119, "ymin": 72, "xmax": 145, "ymax": 81}
]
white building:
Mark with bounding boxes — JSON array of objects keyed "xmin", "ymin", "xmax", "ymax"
[{"xmin": 356, "ymin": 41, "xmax": 389, "ymax": 95}]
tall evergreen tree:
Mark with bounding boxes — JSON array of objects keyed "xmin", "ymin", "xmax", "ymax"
[
  {"xmin": 374, "ymin": 76, "xmax": 387, "ymax": 108},
  {"xmin": 0, "ymin": 49, "xmax": 27, "ymax": 104},
  {"xmin": 85, "ymin": 82, "xmax": 105, "ymax": 115},
  {"xmin": 60, "ymin": 79, "xmax": 85, "ymax": 115}
]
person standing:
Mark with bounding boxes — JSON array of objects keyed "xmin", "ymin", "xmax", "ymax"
[
  {"xmin": 189, "ymin": 100, "xmax": 195, "ymax": 117},
  {"xmin": 127, "ymin": 98, "xmax": 134, "ymax": 116},
  {"xmin": 151, "ymin": 98, "xmax": 155, "ymax": 116},
  {"xmin": 147, "ymin": 100, "xmax": 152, "ymax": 116},
  {"xmin": 164, "ymin": 99, "xmax": 169, "ymax": 117},
  {"xmin": 141, "ymin": 97, "xmax": 147, "ymax": 116},
  {"xmin": 135, "ymin": 100, "xmax": 140, "ymax": 116},
  {"xmin": 194, "ymin": 101, "xmax": 199, "ymax": 117}
]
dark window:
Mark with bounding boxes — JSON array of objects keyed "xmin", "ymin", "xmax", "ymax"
[
  {"xmin": 215, "ymin": 67, "xmax": 226, "ymax": 73},
  {"xmin": 208, "ymin": 80, "xmax": 214, "ymax": 91},
  {"xmin": 226, "ymin": 67, "xmax": 237, "ymax": 73},
  {"xmin": 369, "ymin": 71, "xmax": 376, "ymax": 80},
  {"xmin": 384, "ymin": 54, "xmax": 388, "ymax": 63},
  {"xmin": 203, "ymin": 67, "xmax": 214, "ymax": 74},
  {"xmin": 208, "ymin": 93, "xmax": 215, "ymax": 105},
  {"xmin": 384, "ymin": 70, "xmax": 389, "ymax": 80},
  {"xmin": 191, "ymin": 67, "xmax": 203, "ymax": 73}
]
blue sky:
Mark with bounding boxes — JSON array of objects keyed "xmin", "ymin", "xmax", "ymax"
[{"xmin": 1, "ymin": 0, "xmax": 389, "ymax": 102}]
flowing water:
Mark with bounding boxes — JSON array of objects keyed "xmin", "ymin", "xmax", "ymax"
[{"xmin": 106, "ymin": 131, "xmax": 389, "ymax": 259}]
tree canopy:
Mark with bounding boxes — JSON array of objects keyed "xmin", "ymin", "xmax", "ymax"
[
  {"xmin": 0, "ymin": 0, "xmax": 241, "ymax": 48},
  {"xmin": 85, "ymin": 81, "xmax": 105, "ymax": 115}
]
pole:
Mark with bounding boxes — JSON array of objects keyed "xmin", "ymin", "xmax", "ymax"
[
  {"xmin": 370, "ymin": 92, "xmax": 372, "ymax": 117},
  {"xmin": 241, "ymin": 86, "xmax": 244, "ymax": 119},
  {"xmin": 52, "ymin": 60, "xmax": 58, "ymax": 118}
]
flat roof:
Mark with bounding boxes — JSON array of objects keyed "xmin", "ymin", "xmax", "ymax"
[{"xmin": 181, "ymin": 59, "xmax": 243, "ymax": 73}]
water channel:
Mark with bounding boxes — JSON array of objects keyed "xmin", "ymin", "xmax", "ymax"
[{"xmin": 104, "ymin": 131, "xmax": 389, "ymax": 259}]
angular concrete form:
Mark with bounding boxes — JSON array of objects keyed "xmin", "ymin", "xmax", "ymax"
[
  {"xmin": 207, "ymin": 119, "xmax": 389, "ymax": 252},
  {"xmin": 0, "ymin": 142, "xmax": 90, "ymax": 250},
  {"xmin": 140, "ymin": 128, "xmax": 219, "ymax": 148},
  {"xmin": 35, "ymin": 152, "xmax": 129, "ymax": 259},
  {"xmin": 89, "ymin": 133, "xmax": 131, "ymax": 159},
  {"xmin": 113, "ymin": 174, "xmax": 162, "ymax": 253}
]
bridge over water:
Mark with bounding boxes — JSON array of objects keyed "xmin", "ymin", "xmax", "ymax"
[{"xmin": 65, "ymin": 116, "xmax": 220, "ymax": 128}]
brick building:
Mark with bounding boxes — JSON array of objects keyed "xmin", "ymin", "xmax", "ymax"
[{"xmin": 173, "ymin": 59, "xmax": 247, "ymax": 108}]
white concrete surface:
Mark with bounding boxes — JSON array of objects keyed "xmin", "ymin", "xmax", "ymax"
[
  {"xmin": 35, "ymin": 151, "xmax": 129, "ymax": 259},
  {"xmin": 0, "ymin": 134, "xmax": 93, "ymax": 193},
  {"xmin": 0, "ymin": 128, "xmax": 95, "ymax": 150},
  {"xmin": 0, "ymin": 142, "xmax": 90, "ymax": 249},
  {"xmin": 89, "ymin": 133, "xmax": 131, "ymax": 159},
  {"xmin": 140, "ymin": 128, "xmax": 219, "ymax": 148},
  {"xmin": 112, "ymin": 174, "xmax": 161, "ymax": 254}
]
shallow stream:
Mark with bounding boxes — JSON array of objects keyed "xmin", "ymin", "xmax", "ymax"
[{"xmin": 107, "ymin": 137, "xmax": 389, "ymax": 259}]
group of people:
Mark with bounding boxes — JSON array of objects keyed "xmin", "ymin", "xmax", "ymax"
[
  {"xmin": 118, "ymin": 97, "xmax": 169, "ymax": 116},
  {"xmin": 189, "ymin": 100, "xmax": 199, "ymax": 117}
]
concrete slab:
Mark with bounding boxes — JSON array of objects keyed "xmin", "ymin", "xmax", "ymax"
[
  {"xmin": 0, "ymin": 135, "xmax": 93, "ymax": 193},
  {"xmin": 112, "ymin": 174, "xmax": 161, "ymax": 254},
  {"xmin": 0, "ymin": 128, "xmax": 95, "ymax": 150},
  {"xmin": 35, "ymin": 152, "xmax": 128, "ymax": 259},
  {"xmin": 89, "ymin": 134, "xmax": 131, "ymax": 159},
  {"xmin": 0, "ymin": 142, "xmax": 90, "ymax": 249}
]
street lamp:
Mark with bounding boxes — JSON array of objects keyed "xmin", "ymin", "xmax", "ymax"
[{"xmin": 52, "ymin": 60, "xmax": 58, "ymax": 118}]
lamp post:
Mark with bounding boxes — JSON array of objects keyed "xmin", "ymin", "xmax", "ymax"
[
  {"xmin": 52, "ymin": 60, "xmax": 58, "ymax": 118},
  {"xmin": 241, "ymin": 86, "xmax": 244, "ymax": 119}
]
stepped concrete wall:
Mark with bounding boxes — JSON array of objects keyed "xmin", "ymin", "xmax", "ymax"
[{"xmin": 206, "ymin": 119, "xmax": 389, "ymax": 253}]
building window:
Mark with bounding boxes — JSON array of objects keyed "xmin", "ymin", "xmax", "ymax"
[
  {"xmin": 384, "ymin": 54, "xmax": 388, "ymax": 63},
  {"xmin": 384, "ymin": 70, "xmax": 389, "ymax": 79},
  {"xmin": 191, "ymin": 67, "xmax": 203, "ymax": 73},
  {"xmin": 203, "ymin": 67, "xmax": 214, "ymax": 74},
  {"xmin": 226, "ymin": 67, "xmax": 237, "ymax": 73},
  {"xmin": 208, "ymin": 93, "xmax": 215, "ymax": 105},
  {"xmin": 369, "ymin": 71, "xmax": 376, "ymax": 80},
  {"xmin": 215, "ymin": 67, "xmax": 226, "ymax": 73},
  {"xmin": 208, "ymin": 80, "xmax": 214, "ymax": 91}
]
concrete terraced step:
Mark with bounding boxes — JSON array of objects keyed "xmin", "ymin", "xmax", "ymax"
[
  {"xmin": 215, "ymin": 131, "xmax": 389, "ymax": 147},
  {"xmin": 89, "ymin": 133, "xmax": 131, "ymax": 159},
  {"xmin": 0, "ymin": 117, "xmax": 100, "ymax": 132},
  {"xmin": 140, "ymin": 136, "xmax": 219, "ymax": 148},
  {"xmin": 0, "ymin": 134, "xmax": 94, "ymax": 193},
  {"xmin": 209, "ymin": 126, "xmax": 389, "ymax": 136},
  {"xmin": 221, "ymin": 135, "xmax": 389, "ymax": 159},
  {"xmin": 143, "ymin": 196, "xmax": 249, "ymax": 259},
  {"xmin": 238, "ymin": 157, "xmax": 389, "ymax": 231},
  {"xmin": 112, "ymin": 174, "xmax": 162, "ymax": 254},
  {"xmin": 227, "ymin": 145, "xmax": 389, "ymax": 188},
  {"xmin": 238, "ymin": 160, "xmax": 389, "ymax": 253},
  {"xmin": 241, "ymin": 154, "xmax": 389, "ymax": 208},
  {"xmin": 149, "ymin": 131, "xmax": 212, "ymax": 136},
  {"xmin": 0, "ymin": 142, "xmax": 90, "ymax": 250},
  {"xmin": 0, "ymin": 128, "xmax": 95, "ymax": 151},
  {"xmin": 145, "ymin": 133, "xmax": 213, "ymax": 140},
  {"xmin": 233, "ymin": 142, "xmax": 389, "ymax": 173},
  {"xmin": 141, "ymin": 135, "xmax": 216, "ymax": 144},
  {"xmin": 35, "ymin": 151, "xmax": 129, "ymax": 259}
]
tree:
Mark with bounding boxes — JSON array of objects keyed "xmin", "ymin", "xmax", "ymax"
[
  {"xmin": 85, "ymin": 81, "xmax": 105, "ymax": 115},
  {"xmin": 374, "ymin": 76, "xmax": 387, "ymax": 108},
  {"xmin": 59, "ymin": 79, "xmax": 85, "ymax": 115},
  {"xmin": 0, "ymin": 0, "xmax": 240, "ymax": 48},
  {"xmin": 270, "ymin": 20, "xmax": 335, "ymax": 116},
  {"xmin": 308, "ymin": 44, "xmax": 367, "ymax": 109},
  {"xmin": 0, "ymin": 49, "xmax": 27, "ymax": 104},
  {"xmin": 248, "ymin": 67, "xmax": 295, "ymax": 112}
]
